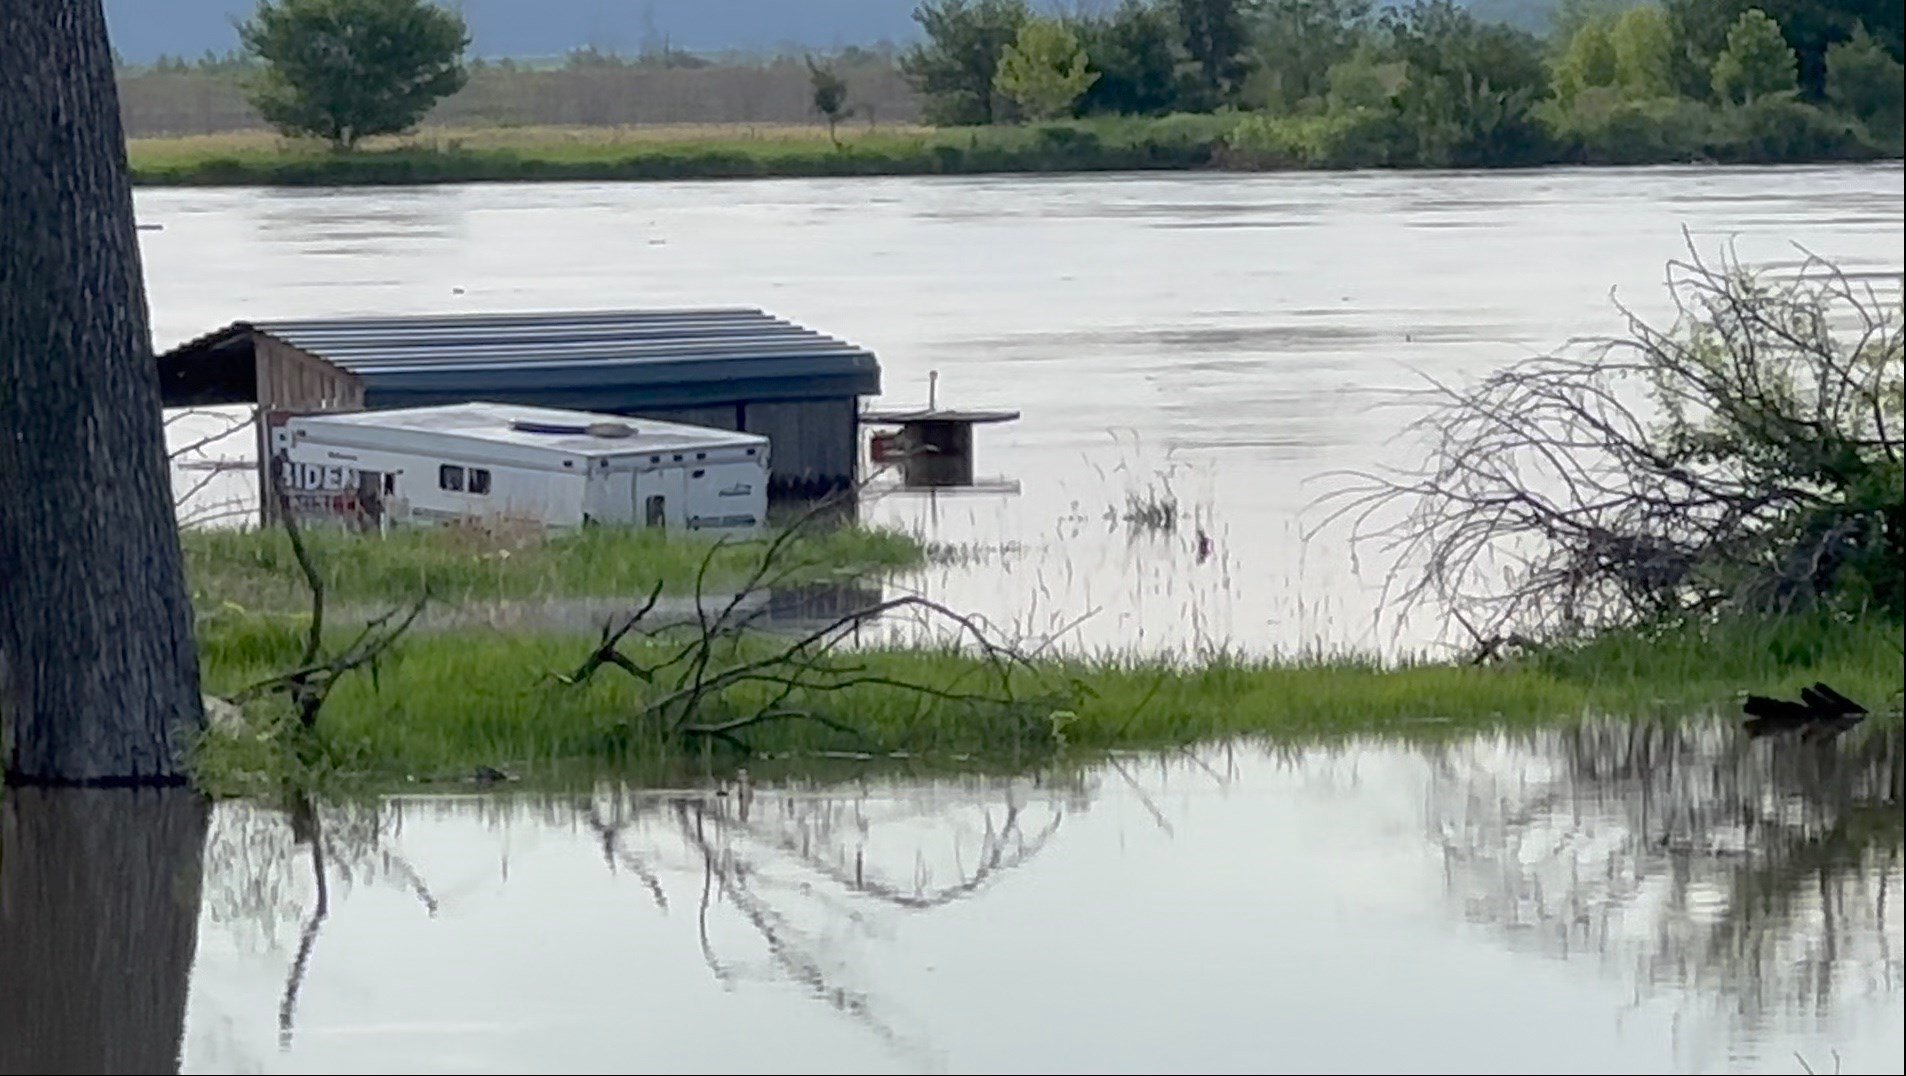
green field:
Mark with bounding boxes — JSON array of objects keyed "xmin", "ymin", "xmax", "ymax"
[
  {"xmin": 128, "ymin": 117, "xmax": 1236, "ymax": 186},
  {"xmin": 126, "ymin": 108, "xmax": 1896, "ymax": 188}
]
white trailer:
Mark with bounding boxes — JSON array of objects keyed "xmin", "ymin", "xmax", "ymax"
[{"xmin": 269, "ymin": 403, "xmax": 770, "ymax": 532}]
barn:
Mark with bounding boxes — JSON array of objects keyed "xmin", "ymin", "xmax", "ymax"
[{"xmin": 155, "ymin": 308, "xmax": 881, "ymax": 500}]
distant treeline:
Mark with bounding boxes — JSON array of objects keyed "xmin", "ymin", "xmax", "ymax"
[
  {"xmin": 117, "ymin": 49, "xmax": 923, "ymax": 136},
  {"xmin": 902, "ymin": 0, "xmax": 1904, "ymax": 165},
  {"xmin": 121, "ymin": 0, "xmax": 1902, "ymax": 173}
]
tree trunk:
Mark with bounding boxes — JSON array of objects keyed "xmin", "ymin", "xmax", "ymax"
[
  {"xmin": 0, "ymin": 0, "xmax": 204, "ymax": 783},
  {"xmin": 0, "ymin": 788, "xmax": 210, "ymax": 1075}
]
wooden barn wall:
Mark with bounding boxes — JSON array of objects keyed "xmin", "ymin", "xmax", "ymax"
[
  {"xmin": 255, "ymin": 338, "xmax": 364, "ymax": 413},
  {"xmin": 253, "ymin": 336, "xmax": 365, "ymax": 522}
]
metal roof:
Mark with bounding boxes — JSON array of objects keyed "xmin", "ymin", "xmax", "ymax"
[
  {"xmin": 157, "ymin": 308, "xmax": 881, "ymax": 409},
  {"xmin": 288, "ymin": 403, "xmax": 768, "ymax": 460}
]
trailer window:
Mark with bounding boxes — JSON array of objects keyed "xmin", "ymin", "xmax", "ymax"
[
  {"xmin": 439, "ymin": 465, "xmax": 464, "ymax": 492},
  {"xmin": 469, "ymin": 468, "xmax": 492, "ymax": 495}
]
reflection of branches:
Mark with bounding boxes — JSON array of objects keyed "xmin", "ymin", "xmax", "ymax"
[
  {"xmin": 202, "ymin": 797, "xmax": 444, "ymax": 1052},
  {"xmin": 582, "ymin": 800, "xmax": 668, "ymax": 913},
  {"xmin": 1427, "ymin": 721, "xmax": 1903, "ymax": 1028},
  {"xmin": 278, "ymin": 801, "xmax": 328, "ymax": 1051},
  {"xmin": 731, "ymin": 797, "xmax": 1063, "ymax": 909},
  {"xmin": 671, "ymin": 797, "xmax": 913, "ymax": 1054}
]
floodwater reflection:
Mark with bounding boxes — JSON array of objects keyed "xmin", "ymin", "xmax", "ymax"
[
  {"xmin": 1430, "ymin": 723, "xmax": 1904, "ymax": 1044},
  {"xmin": 2, "ymin": 726, "xmax": 1898, "ymax": 1073},
  {"xmin": 0, "ymin": 788, "xmax": 209, "ymax": 1075}
]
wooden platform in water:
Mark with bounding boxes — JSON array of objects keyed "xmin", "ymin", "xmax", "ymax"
[{"xmin": 860, "ymin": 408, "xmax": 1020, "ymax": 425}]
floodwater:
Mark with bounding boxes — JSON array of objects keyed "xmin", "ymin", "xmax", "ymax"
[
  {"xmin": 88, "ymin": 166, "xmax": 1903, "ymax": 1074},
  {"xmin": 145, "ymin": 164, "xmax": 1906, "ymax": 658},
  {"xmin": 2, "ymin": 726, "xmax": 1899, "ymax": 1074}
]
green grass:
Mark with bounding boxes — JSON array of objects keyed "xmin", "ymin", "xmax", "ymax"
[
  {"xmin": 126, "ymin": 105, "xmax": 1896, "ymax": 189},
  {"xmin": 192, "ymin": 605, "xmax": 1905, "ymax": 795},
  {"xmin": 183, "ymin": 521, "xmax": 924, "ymax": 612},
  {"xmin": 127, "ymin": 115, "xmax": 1237, "ymax": 187}
]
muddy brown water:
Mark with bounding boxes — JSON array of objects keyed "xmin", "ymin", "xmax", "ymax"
[
  {"xmin": 149, "ymin": 164, "xmax": 1905, "ymax": 658},
  {"xmin": 1, "ymin": 726, "xmax": 1899, "ymax": 1074}
]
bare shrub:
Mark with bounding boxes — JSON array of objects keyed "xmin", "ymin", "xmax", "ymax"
[{"xmin": 1340, "ymin": 240, "xmax": 1903, "ymax": 642}]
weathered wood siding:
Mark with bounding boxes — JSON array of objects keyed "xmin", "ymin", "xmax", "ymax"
[
  {"xmin": 255, "ymin": 338, "xmax": 364, "ymax": 413},
  {"xmin": 253, "ymin": 339, "xmax": 364, "ymax": 522}
]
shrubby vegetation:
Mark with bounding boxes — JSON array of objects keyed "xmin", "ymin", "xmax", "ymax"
[
  {"xmin": 121, "ymin": 0, "xmax": 1901, "ymax": 173},
  {"xmin": 896, "ymin": 0, "xmax": 1904, "ymax": 167},
  {"xmin": 1348, "ymin": 245, "xmax": 1903, "ymax": 639}
]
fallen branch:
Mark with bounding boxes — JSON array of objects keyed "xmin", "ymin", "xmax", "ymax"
[
  {"xmin": 556, "ymin": 485, "xmax": 1069, "ymax": 754},
  {"xmin": 227, "ymin": 471, "xmax": 427, "ymax": 729}
]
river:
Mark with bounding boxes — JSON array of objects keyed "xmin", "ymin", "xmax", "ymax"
[
  {"xmin": 85, "ymin": 165, "xmax": 1904, "ymax": 1074},
  {"xmin": 144, "ymin": 163, "xmax": 1906, "ymax": 657}
]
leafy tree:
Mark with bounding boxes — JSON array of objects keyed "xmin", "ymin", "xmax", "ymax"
[
  {"xmin": 1610, "ymin": 5, "xmax": 1676, "ymax": 98},
  {"xmin": 1326, "ymin": 41, "xmax": 1406, "ymax": 111},
  {"xmin": 240, "ymin": 0, "xmax": 470, "ymax": 150},
  {"xmin": 2, "ymin": 0, "xmax": 204, "ymax": 782},
  {"xmin": 994, "ymin": 18, "xmax": 1099, "ymax": 120},
  {"xmin": 1071, "ymin": 1, "xmax": 1180, "ymax": 116},
  {"xmin": 1175, "ymin": 0, "xmax": 1252, "ymax": 108},
  {"xmin": 1247, "ymin": 0, "xmax": 1373, "ymax": 112},
  {"xmin": 1382, "ymin": 0, "xmax": 1553, "ymax": 166},
  {"xmin": 1551, "ymin": 13, "xmax": 1619, "ymax": 104},
  {"xmin": 901, "ymin": 0, "xmax": 1031, "ymax": 125},
  {"xmin": 806, "ymin": 56, "xmax": 853, "ymax": 146},
  {"xmin": 1712, "ymin": 8, "xmax": 1799, "ymax": 104},
  {"xmin": 1552, "ymin": 0, "xmax": 1632, "ymax": 42},
  {"xmin": 1667, "ymin": 0, "xmax": 1903, "ymax": 99},
  {"xmin": 1664, "ymin": 0, "xmax": 1748, "ymax": 97},
  {"xmin": 1825, "ymin": 25, "xmax": 1905, "ymax": 140}
]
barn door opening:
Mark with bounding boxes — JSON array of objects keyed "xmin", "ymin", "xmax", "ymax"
[{"xmin": 645, "ymin": 494, "xmax": 666, "ymax": 528}]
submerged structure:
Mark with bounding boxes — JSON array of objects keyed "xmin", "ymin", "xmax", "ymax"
[
  {"xmin": 156, "ymin": 308, "xmax": 882, "ymax": 505},
  {"xmin": 273, "ymin": 403, "xmax": 769, "ymax": 533},
  {"xmin": 863, "ymin": 372, "xmax": 1021, "ymax": 490}
]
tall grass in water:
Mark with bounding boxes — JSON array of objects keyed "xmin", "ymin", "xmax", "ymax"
[
  {"xmin": 193, "ymin": 607, "xmax": 1903, "ymax": 791},
  {"xmin": 183, "ymin": 521, "xmax": 924, "ymax": 610}
]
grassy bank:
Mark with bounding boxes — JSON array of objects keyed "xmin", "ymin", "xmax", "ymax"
[
  {"xmin": 129, "ymin": 117, "xmax": 1233, "ymax": 186},
  {"xmin": 184, "ymin": 521, "xmax": 925, "ymax": 611},
  {"xmin": 194, "ymin": 605, "xmax": 1905, "ymax": 793},
  {"xmin": 127, "ymin": 110, "xmax": 1897, "ymax": 188}
]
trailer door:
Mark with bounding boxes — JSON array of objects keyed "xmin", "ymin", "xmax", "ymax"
[{"xmin": 633, "ymin": 467, "xmax": 686, "ymax": 530}]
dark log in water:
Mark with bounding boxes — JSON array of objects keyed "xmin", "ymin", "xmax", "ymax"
[{"xmin": 0, "ymin": 788, "xmax": 209, "ymax": 1075}]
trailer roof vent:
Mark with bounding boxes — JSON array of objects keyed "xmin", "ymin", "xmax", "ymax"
[{"xmin": 510, "ymin": 419, "xmax": 637, "ymax": 438}]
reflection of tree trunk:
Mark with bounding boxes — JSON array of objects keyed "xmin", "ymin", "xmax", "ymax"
[{"xmin": 0, "ymin": 789, "xmax": 209, "ymax": 1075}]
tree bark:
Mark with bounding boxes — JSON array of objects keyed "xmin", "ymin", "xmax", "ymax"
[
  {"xmin": 0, "ymin": 0, "xmax": 204, "ymax": 783},
  {"xmin": 0, "ymin": 788, "xmax": 210, "ymax": 1075}
]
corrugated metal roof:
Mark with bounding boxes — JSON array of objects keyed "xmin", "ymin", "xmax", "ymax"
[{"xmin": 157, "ymin": 308, "xmax": 881, "ymax": 409}]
